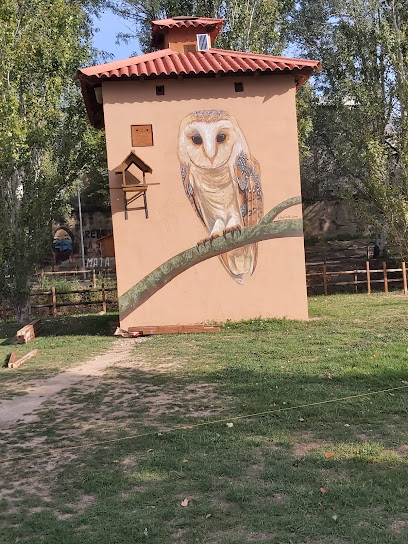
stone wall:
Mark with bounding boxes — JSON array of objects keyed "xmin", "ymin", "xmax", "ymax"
[{"xmin": 303, "ymin": 201, "xmax": 361, "ymax": 240}]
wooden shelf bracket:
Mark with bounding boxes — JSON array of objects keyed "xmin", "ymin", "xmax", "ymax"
[{"xmin": 123, "ymin": 187, "xmax": 149, "ymax": 220}]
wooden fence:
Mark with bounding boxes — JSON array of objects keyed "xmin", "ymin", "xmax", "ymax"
[
  {"xmin": 306, "ymin": 261, "xmax": 408, "ymax": 295},
  {"xmin": 35, "ymin": 269, "xmax": 115, "ymax": 287},
  {"xmin": 1, "ymin": 284, "xmax": 117, "ymax": 320},
  {"xmin": 2, "ymin": 261, "xmax": 407, "ymax": 320}
]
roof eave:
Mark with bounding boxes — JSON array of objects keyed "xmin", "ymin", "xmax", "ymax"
[
  {"xmin": 78, "ymin": 60, "xmax": 321, "ymax": 128},
  {"xmin": 78, "ymin": 77, "xmax": 104, "ymax": 129}
]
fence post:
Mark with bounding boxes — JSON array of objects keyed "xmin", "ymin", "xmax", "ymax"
[
  {"xmin": 52, "ymin": 286, "xmax": 57, "ymax": 317},
  {"xmin": 101, "ymin": 283, "xmax": 107, "ymax": 314},
  {"xmin": 93, "ymin": 269, "xmax": 96, "ymax": 289},
  {"xmin": 383, "ymin": 261, "xmax": 389, "ymax": 294},
  {"xmin": 402, "ymin": 262, "xmax": 407, "ymax": 295},
  {"xmin": 366, "ymin": 261, "xmax": 371, "ymax": 294},
  {"xmin": 323, "ymin": 264, "xmax": 328, "ymax": 296},
  {"xmin": 48, "ymin": 290, "xmax": 53, "ymax": 316}
]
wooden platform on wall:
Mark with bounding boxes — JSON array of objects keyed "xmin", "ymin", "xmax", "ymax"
[{"xmin": 128, "ymin": 324, "xmax": 221, "ymax": 336}]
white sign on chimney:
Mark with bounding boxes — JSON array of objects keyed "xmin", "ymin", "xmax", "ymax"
[{"xmin": 197, "ymin": 34, "xmax": 211, "ymax": 51}]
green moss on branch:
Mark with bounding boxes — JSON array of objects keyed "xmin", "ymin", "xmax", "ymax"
[{"xmin": 119, "ymin": 197, "xmax": 303, "ymax": 317}]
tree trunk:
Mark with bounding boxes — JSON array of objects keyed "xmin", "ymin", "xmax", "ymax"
[{"xmin": 10, "ymin": 293, "xmax": 31, "ymax": 324}]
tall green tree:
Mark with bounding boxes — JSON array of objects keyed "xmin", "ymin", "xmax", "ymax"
[
  {"xmin": 110, "ymin": 0, "xmax": 294, "ymax": 54},
  {"xmin": 0, "ymin": 0, "xmax": 106, "ymax": 321},
  {"xmin": 292, "ymin": 0, "xmax": 408, "ymax": 258}
]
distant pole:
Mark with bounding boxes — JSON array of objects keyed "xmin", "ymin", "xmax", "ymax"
[{"xmin": 77, "ymin": 187, "xmax": 86, "ymax": 280}]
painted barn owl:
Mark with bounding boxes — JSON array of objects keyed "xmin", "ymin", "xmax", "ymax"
[{"xmin": 178, "ymin": 110, "xmax": 263, "ymax": 284}]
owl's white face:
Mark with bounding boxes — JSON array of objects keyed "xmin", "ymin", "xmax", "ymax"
[{"xmin": 180, "ymin": 119, "xmax": 239, "ymax": 170}]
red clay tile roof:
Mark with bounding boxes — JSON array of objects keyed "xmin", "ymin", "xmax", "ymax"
[
  {"xmin": 78, "ymin": 48, "xmax": 321, "ymax": 128},
  {"xmin": 151, "ymin": 17, "xmax": 225, "ymax": 47},
  {"xmin": 79, "ymin": 48, "xmax": 320, "ymax": 80}
]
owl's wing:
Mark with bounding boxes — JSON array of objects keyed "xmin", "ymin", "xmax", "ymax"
[
  {"xmin": 180, "ymin": 164, "xmax": 205, "ymax": 226},
  {"xmin": 234, "ymin": 152, "xmax": 263, "ymax": 228},
  {"xmin": 232, "ymin": 152, "xmax": 263, "ymax": 274}
]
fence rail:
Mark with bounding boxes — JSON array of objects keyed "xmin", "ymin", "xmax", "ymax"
[
  {"xmin": 2, "ymin": 261, "xmax": 407, "ymax": 321},
  {"xmin": 34, "ymin": 268, "xmax": 116, "ymax": 286},
  {"xmin": 306, "ymin": 261, "xmax": 408, "ymax": 296},
  {"xmin": 1, "ymin": 284, "xmax": 117, "ymax": 320}
]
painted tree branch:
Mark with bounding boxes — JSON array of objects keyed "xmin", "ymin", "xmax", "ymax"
[{"xmin": 119, "ymin": 196, "xmax": 303, "ymax": 317}]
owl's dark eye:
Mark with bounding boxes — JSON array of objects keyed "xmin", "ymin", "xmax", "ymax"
[
  {"xmin": 192, "ymin": 135, "xmax": 203, "ymax": 145},
  {"xmin": 217, "ymin": 133, "xmax": 227, "ymax": 143}
]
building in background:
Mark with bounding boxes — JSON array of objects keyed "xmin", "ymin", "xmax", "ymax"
[{"xmin": 78, "ymin": 16, "xmax": 320, "ymax": 330}]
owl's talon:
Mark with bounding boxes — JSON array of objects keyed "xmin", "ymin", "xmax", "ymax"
[
  {"xmin": 223, "ymin": 225, "xmax": 242, "ymax": 238},
  {"xmin": 196, "ymin": 237, "xmax": 212, "ymax": 248}
]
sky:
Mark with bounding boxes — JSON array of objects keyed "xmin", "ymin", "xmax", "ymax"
[
  {"xmin": 91, "ymin": 9, "xmax": 301, "ymax": 61},
  {"xmin": 92, "ymin": 9, "xmax": 141, "ymax": 60}
]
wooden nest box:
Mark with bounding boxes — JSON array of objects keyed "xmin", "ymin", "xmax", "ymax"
[{"xmin": 114, "ymin": 151, "xmax": 159, "ymax": 219}]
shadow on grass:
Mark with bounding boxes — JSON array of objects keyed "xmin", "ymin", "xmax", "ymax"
[
  {"xmin": 1, "ymin": 361, "xmax": 407, "ymax": 544},
  {"xmin": 0, "ymin": 313, "xmax": 119, "ymax": 343},
  {"xmin": 1, "ymin": 295, "xmax": 407, "ymax": 543},
  {"xmin": 2, "ymin": 351, "xmax": 12, "ymax": 368}
]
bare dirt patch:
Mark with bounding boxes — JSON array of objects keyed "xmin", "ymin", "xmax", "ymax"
[
  {"xmin": 292, "ymin": 432, "xmax": 331, "ymax": 457},
  {"xmin": 397, "ymin": 445, "xmax": 408, "ymax": 456},
  {"xmin": 0, "ymin": 339, "xmax": 139, "ymax": 426},
  {"xmin": 391, "ymin": 520, "xmax": 407, "ymax": 534}
]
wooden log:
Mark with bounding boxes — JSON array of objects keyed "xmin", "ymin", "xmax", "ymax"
[
  {"xmin": 402, "ymin": 262, "xmax": 407, "ymax": 295},
  {"xmin": 128, "ymin": 325, "xmax": 221, "ymax": 336},
  {"xmin": 14, "ymin": 319, "xmax": 42, "ymax": 344},
  {"xmin": 366, "ymin": 261, "xmax": 371, "ymax": 294},
  {"xmin": 10, "ymin": 349, "xmax": 39, "ymax": 368},
  {"xmin": 8, "ymin": 351, "xmax": 18, "ymax": 368},
  {"xmin": 383, "ymin": 262, "xmax": 389, "ymax": 293}
]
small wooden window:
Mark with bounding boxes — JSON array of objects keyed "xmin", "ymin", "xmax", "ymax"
[
  {"xmin": 235, "ymin": 82, "xmax": 244, "ymax": 93},
  {"xmin": 131, "ymin": 125, "xmax": 154, "ymax": 147},
  {"xmin": 156, "ymin": 85, "xmax": 165, "ymax": 96}
]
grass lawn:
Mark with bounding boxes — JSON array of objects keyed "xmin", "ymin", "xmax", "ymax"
[
  {"xmin": 0, "ymin": 293, "xmax": 407, "ymax": 543},
  {"xmin": 0, "ymin": 313, "xmax": 117, "ymax": 401}
]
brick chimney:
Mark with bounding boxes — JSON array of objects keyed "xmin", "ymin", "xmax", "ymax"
[{"xmin": 151, "ymin": 16, "xmax": 225, "ymax": 54}]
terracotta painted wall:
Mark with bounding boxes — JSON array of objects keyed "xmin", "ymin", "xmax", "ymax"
[{"xmin": 102, "ymin": 74, "xmax": 308, "ymax": 328}]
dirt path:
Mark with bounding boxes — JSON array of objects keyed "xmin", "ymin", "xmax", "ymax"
[{"xmin": 0, "ymin": 339, "xmax": 139, "ymax": 427}]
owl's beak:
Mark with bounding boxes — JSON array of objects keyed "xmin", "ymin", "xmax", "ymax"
[{"xmin": 204, "ymin": 140, "xmax": 217, "ymax": 163}]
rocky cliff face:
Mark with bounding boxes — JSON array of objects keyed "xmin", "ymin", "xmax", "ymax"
[{"xmin": 303, "ymin": 201, "xmax": 364, "ymax": 240}]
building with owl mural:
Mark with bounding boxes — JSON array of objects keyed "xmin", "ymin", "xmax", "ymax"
[{"xmin": 78, "ymin": 16, "xmax": 321, "ymax": 331}]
